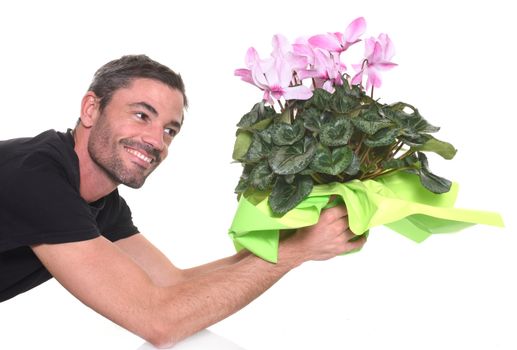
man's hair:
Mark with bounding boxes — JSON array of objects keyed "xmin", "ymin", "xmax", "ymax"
[{"xmin": 88, "ymin": 55, "xmax": 188, "ymax": 112}]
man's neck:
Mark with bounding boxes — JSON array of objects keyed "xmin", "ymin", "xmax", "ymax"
[{"xmin": 73, "ymin": 128, "xmax": 118, "ymax": 203}]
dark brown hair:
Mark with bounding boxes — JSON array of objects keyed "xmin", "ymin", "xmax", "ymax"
[{"xmin": 88, "ymin": 55, "xmax": 188, "ymax": 112}]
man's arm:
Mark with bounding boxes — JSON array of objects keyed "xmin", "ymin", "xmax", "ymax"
[
  {"xmin": 114, "ymin": 233, "xmax": 251, "ymax": 286},
  {"xmin": 32, "ymin": 205, "xmax": 365, "ymax": 348}
]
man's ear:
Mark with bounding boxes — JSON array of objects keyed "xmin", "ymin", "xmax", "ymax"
[{"xmin": 79, "ymin": 92, "xmax": 100, "ymax": 128}]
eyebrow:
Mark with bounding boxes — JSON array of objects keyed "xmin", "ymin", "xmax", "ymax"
[
  {"xmin": 130, "ymin": 102, "xmax": 158, "ymax": 116},
  {"xmin": 130, "ymin": 101, "xmax": 182, "ymax": 130}
]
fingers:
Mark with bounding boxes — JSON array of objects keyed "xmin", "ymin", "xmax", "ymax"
[
  {"xmin": 320, "ymin": 204, "xmax": 348, "ymax": 224},
  {"xmin": 343, "ymin": 232, "xmax": 367, "ymax": 252}
]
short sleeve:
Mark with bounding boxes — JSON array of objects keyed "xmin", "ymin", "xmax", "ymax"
[
  {"xmin": 96, "ymin": 190, "xmax": 139, "ymax": 242},
  {"xmin": 0, "ymin": 153, "xmax": 100, "ymax": 251}
]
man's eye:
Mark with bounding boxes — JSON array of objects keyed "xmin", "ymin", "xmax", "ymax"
[
  {"xmin": 164, "ymin": 128, "xmax": 177, "ymax": 137},
  {"xmin": 135, "ymin": 112, "xmax": 148, "ymax": 120}
]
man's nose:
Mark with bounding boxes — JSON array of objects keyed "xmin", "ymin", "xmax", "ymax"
[{"xmin": 142, "ymin": 124, "xmax": 165, "ymax": 152}]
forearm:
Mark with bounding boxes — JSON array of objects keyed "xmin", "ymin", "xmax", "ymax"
[
  {"xmin": 151, "ymin": 242, "xmax": 302, "ymax": 347},
  {"xmin": 115, "ymin": 234, "xmax": 251, "ymax": 286},
  {"xmin": 35, "ymin": 236, "xmax": 300, "ymax": 348},
  {"xmin": 181, "ymin": 249, "xmax": 250, "ymax": 280}
]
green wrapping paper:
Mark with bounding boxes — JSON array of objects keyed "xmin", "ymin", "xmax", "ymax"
[{"xmin": 228, "ymin": 172, "xmax": 504, "ymax": 263}]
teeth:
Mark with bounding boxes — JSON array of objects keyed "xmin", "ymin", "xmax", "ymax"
[{"xmin": 125, "ymin": 148, "xmax": 152, "ymax": 163}]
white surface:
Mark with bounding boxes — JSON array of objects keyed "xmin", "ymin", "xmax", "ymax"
[{"xmin": 1, "ymin": 1, "xmax": 515, "ymax": 350}]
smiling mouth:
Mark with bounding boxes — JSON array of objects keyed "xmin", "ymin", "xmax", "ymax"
[{"xmin": 125, "ymin": 147, "xmax": 154, "ymax": 164}]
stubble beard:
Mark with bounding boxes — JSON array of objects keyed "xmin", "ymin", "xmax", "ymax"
[{"xmin": 87, "ymin": 114, "xmax": 153, "ymax": 189}]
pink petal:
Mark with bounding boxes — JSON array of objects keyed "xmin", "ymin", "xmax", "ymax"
[
  {"xmin": 276, "ymin": 57, "xmax": 294, "ymax": 87},
  {"xmin": 313, "ymin": 49, "xmax": 333, "ymax": 75},
  {"xmin": 333, "ymin": 32, "xmax": 345, "ymax": 45},
  {"xmin": 283, "ymin": 85, "xmax": 313, "ymax": 100},
  {"xmin": 297, "ymin": 69, "xmax": 319, "ymax": 80},
  {"xmin": 293, "ymin": 42, "xmax": 315, "ymax": 65},
  {"xmin": 263, "ymin": 90, "xmax": 274, "ymax": 105},
  {"xmin": 251, "ymin": 65, "xmax": 269, "ymax": 89},
  {"xmin": 344, "ymin": 17, "xmax": 366, "ymax": 43},
  {"xmin": 293, "ymin": 43, "xmax": 312, "ymax": 56},
  {"xmin": 351, "ymin": 71, "xmax": 363, "ymax": 86},
  {"xmin": 352, "ymin": 62, "xmax": 364, "ymax": 72},
  {"xmin": 288, "ymin": 54, "xmax": 309, "ymax": 70},
  {"xmin": 234, "ymin": 69, "xmax": 254, "ymax": 84},
  {"xmin": 370, "ymin": 42, "xmax": 383, "ymax": 64},
  {"xmin": 308, "ymin": 34, "xmax": 341, "ymax": 52},
  {"xmin": 375, "ymin": 62, "xmax": 398, "ymax": 70},
  {"xmin": 245, "ymin": 47, "xmax": 260, "ymax": 67},
  {"xmin": 380, "ymin": 34, "xmax": 396, "ymax": 60},
  {"xmin": 322, "ymin": 80, "xmax": 335, "ymax": 94},
  {"xmin": 364, "ymin": 37, "xmax": 376, "ymax": 57},
  {"xmin": 272, "ymin": 34, "xmax": 291, "ymax": 57},
  {"xmin": 366, "ymin": 68, "xmax": 382, "ymax": 89}
]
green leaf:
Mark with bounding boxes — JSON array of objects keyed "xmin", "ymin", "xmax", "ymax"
[
  {"xmin": 300, "ymin": 108, "xmax": 326, "ymax": 133},
  {"xmin": 364, "ymin": 128, "xmax": 399, "ymax": 148},
  {"xmin": 398, "ymin": 134, "xmax": 430, "ymax": 147},
  {"xmin": 277, "ymin": 109, "xmax": 291, "ymax": 124},
  {"xmin": 244, "ymin": 133, "xmax": 271, "ymax": 163},
  {"xmin": 232, "ymin": 130, "xmax": 253, "ymax": 161},
  {"xmin": 237, "ymin": 102, "xmax": 275, "ymax": 130},
  {"xmin": 320, "ymin": 117, "xmax": 354, "ymax": 146},
  {"xmin": 351, "ymin": 118, "xmax": 392, "ymax": 135},
  {"xmin": 257, "ymin": 126, "xmax": 273, "ymax": 144},
  {"xmin": 344, "ymin": 152, "xmax": 360, "ymax": 176},
  {"xmin": 269, "ymin": 137, "xmax": 316, "ymax": 175},
  {"xmin": 413, "ymin": 135, "xmax": 457, "ymax": 160},
  {"xmin": 338, "ymin": 80, "xmax": 363, "ymax": 98},
  {"xmin": 271, "ymin": 119, "xmax": 305, "ymax": 146},
  {"xmin": 269, "ymin": 175, "xmax": 314, "ymax": 215},
  {"xmin": 407, "ymin": 152, "xmax": 452, "ymax": 193},
  {"xmin": 284, "ymin": 174, "xmax": 295, "ymax": 184},
  {"xmin": 234, "ymin": 164, "xmax": 253, "ymax": 194},
  {"xmin": 249, "ymin": 161, "xmax": 275, "ymax": 191},
  {"xmin": 310, "ymin": 144, "xmax": 353, "ymax": 175},
  {"xmin": 305, "ymin": 88, "xmax": 332, "ymax": 110},
  {"xmin": 331, "ymin": 85, "xmax": 360, "ymax": 113},
  {"xmin": 361, "ymin": 108, "xmax": 383, "ymax": 121},
  {"xmin": 299, "ymin": 168, "xmax": 315, "ymax": 176},
  {"xmin": 385, "ymin": 102, "xmax": 440, "ymax": 134},
  {"xmin": 381, "ymin": 158, "xmax": 406, "ymax": 169},
  {"xmin": 418, "ymin": 169, "xmax": 452, "ymax": 194}
]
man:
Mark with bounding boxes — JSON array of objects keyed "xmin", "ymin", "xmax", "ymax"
[{"xmin": 0, "ymin": 55, "xmax": 366, "ymax": 348}]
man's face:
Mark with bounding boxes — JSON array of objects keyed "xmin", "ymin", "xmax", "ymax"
[{"xmin": 87, "ymin": 78, "xmax": 184, "ymax": 188}]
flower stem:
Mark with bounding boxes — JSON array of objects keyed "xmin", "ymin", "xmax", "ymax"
[
  {"xmin": 361, "ymin": 167, "xmax": 410, "ymax": 180},
  {"xmin": 355, "ymin": 134, "xmax": 366, "ymax": 155},
  {"xmin": 311, "ymin": 173, "xmax": 325, "ymax": 184},
  {"xmin": 390, "ymin": 141, "xmax": 404, "ymax": 159},
  {"xmin": 399, "ymin": 149, "xmax": 415, "ymax": 160},
  {"xmin": 277, "ymin": 99, "xmax": 285, "ymax": 113}
]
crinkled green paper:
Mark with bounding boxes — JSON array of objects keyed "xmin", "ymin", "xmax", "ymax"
[{"xmin": 228, "ymin": 172, "xmax": 504, "ymax": 263}]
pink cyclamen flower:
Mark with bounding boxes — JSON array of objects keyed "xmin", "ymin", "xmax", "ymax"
[
  {"xmin": 234, "ymin": 47, "xmax": 267, "ymax": 85},
  {"xmin": 235, "ymin": 45, "xmax": 312, "ymax": 105},
  {"xmin": 253, "ymin": 57, "xmax": 313, "ymax": 105},
  {"xmin": 311, "ymin": 49, "xmax": 345, "ymax": 93},
  {"xmin": 272, "ymin": 34, "xmax": 308, "ymax": 71},
  {"xmin": 293, "ymin": 38, "xmax": 345, "ymax": 93},
  {"xmin": 308, "ymin": 17, "xmax": 366, "ymax": 53},
  {"xmin": 352, "ymin": 33, "xmax": 397, "ymax": 91}
]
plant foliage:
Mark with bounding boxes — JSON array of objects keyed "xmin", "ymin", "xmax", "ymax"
[{"xmin": 233, "ymin": 82, "xmax": 456, "ymax": 215}]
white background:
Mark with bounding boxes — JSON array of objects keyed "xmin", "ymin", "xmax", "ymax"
[{"xmin": 1, "ymin": 1, "xmax": 515, "ymax": 349}]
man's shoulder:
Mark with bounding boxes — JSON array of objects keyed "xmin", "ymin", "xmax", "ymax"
[
  {"xmin": 0, "ymin": 129, "xmax": 79, "ymax": 189},
  {"xmin": 1, "ymin": 128, "xmax": 72, "ymax": 156}
]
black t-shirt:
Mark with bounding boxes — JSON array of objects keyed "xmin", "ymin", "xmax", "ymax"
[{"xmin": 0, "ymin": 129, "xmax": 139, "ymax": 302}]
